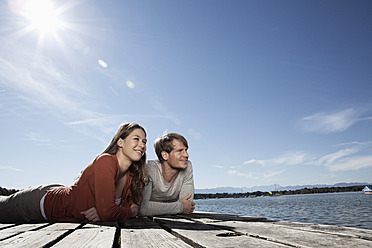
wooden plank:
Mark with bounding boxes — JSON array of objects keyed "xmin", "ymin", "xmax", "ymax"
[
  {"xmin": 0, "ymin": 223, "xmax": 81, "ymax": 248},
  {"xmin": 52, "ymin": 222, "xmax": 117, "ymax": 248},
  {"xmin": 124, "ymin": 217, "xmax": 163, "ymax": 228},
  {"xmin": 185, "ymin": 212, "xmax": 372, "ymax": 245},
  {"xmin": 0, "ymin": 229, "xmax": 68, "ymax": 248},
  {"xmin": 0, "ymin": 223, "xmax": 49, "ymax": 240},
  {"xmin": 0, "ymin": 223, "xmax": 16, "ymax": 231},
  {"xmin": 154, "ymin": 216, "xmax": 289, "ymax": 247},
  {"xmin": 39, "ymin": 222, "xmax": 82, "ymax": 231},
  {"xmin": 121, "ymin": 217, "xmax": 192, "ymax": 248},
  {"xmin": 0, "ymin": 213, "xmax": 369, "ymax": 248},
  {"xmin": 209, "ymin": 220, "xmax": 372, "ymax": 248},
  {"xmin": 184, "ymin": 211, "xmax": 268, "ymax": 223},
  {"xmin": 273, "ymin": 221, "xmax": 372, "ymax": 241}
]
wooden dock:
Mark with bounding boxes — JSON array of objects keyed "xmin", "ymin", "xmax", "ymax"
[{"xmin": 1, "ymin": 211, "xmax": 371, "ymax": 247}]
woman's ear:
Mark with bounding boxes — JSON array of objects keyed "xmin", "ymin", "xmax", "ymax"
[
  {"xmin": 161, "ymin": 151, "xmax": 168, "ymax": 161},
  {"xmin": 117, "ymin": 138, "xmax": 123, "ymax": 148}
]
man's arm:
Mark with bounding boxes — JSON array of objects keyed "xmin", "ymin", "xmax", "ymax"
[
  {"xmin": 178, "ymin": 161, "xmax": 195, "ymax": 214},
  {"xmin": 139, "ymin": 180, "xmax": 183, "ymax": 216},
  {"xmin": 178, "ymin": 161, "xmax": 195, "ymax": 201}
]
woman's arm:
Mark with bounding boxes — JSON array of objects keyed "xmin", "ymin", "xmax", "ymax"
[
  {"xmin": 93, "ymin": 155, "xmax": 132, "ymax": 221},
  {"xmin": 81, "ymin": 204, "xmax": 137, "ymax": 222}
]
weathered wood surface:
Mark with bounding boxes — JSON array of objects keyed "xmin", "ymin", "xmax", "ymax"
[
  {"xmin": 124, "ymin": 212, "xmax": 372, "ymax": 248},
  {"xmin": 52, "ymin": 223, "xmax": 117, "ymax": 248},
  {"xmin": 0, "ymin": 211, "xmax": 371, "ymax": 247},
  {"xmin": 0, "ymin": 222, "xmax": 116, "ymax": 248},
  {"xmin": 0, "ymin": 222, "xmax": 82, "ymax": 248},
  {"xmin": 122, "ymin": 217, "xmax": 192, "ymax": 247}
]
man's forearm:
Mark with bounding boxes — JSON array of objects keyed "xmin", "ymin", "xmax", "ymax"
[{"xmin": 139, "ymin": 200, "xmax": 183, "ymax": 216}]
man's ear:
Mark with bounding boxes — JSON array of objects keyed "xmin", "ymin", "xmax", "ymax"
[{"xmin": 161, "ymin": 151, "xmax": 168, "ymax": 161}]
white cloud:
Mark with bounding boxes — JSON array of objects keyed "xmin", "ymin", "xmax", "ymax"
[
  {"xmin": 243, "ymin": 159, "xmax": 256, "ymax": 165},
  {"xmin": 0, "ymin": 40, "xmax": 175, "ymax": 141},
  {"xmin": 272, "ymin": 151, "xmax": 307, "ymax": 165},
  {"xmin": 0, "ymin": 166, "xmax": 24, "ymax": 172},
  {"xmin": 65, "ymin": 113, "xmax": 176, "ymax": 143},
  {"xmin": 64, "ymin": 114, "xmax": 135, "ymax": 142},
  {"xmin": 318, "ymin": 148, "xmax": 359, "ymax": 166},
  {"xmin": 0, "ymin": 43, "xmax": 86, "ymax": 114},
  {"xmin": 227, "ymin": 170, "xmax": 258, "ymax": 179},
  {"xmin": 263, "ymin": 170, "xmax": 286, "ymax": 178},
  {"xmin": 244, "ymin": 151, "xmax": 308, "ymax": 168},
  {"xmin": 299, "ymin": 108, "xmax": 370, "ymax": 133},
  {"xmin": 25, "ymin": 132, "xmax": 51, "ymax": 144},
  {"xmin": 213, "ymin": 165, "xmax": 223, "ymax": 169},
  {"xmin": 327, "ymin": 156, "xmax": 372, "ymax": 171},
  {"xmin": 231, "ymin": 152, "xmax": 316, "ymax": 181},
  {"xmin": 243, "ymin": 159, "xmax": 265, "ymax": 166},
  {"xmin": 361, "ymin": 116, "xmax": 372, "ymax": 121},
  {"xmin": 227, "ymin": 170, "xmax": 246, "ymax": 177},
  {"xmin": 244, "ymin": 173, "xmax": 259, "ymax": 179},
  {"xmin": 236, "ymin": 141, "xmax": 372, "ymax": 182},
  {"xmin": 333, "ymin": 141, "xmax": 372, "ymax": 147},
  {"xmin": 317, "ymin": 142, "xmax": 372, "ymax": 171}
]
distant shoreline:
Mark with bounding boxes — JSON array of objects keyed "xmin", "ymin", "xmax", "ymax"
[
  {"xmin": 2, "ymin": 185, "xmax": 369, "ymax": 199},
  {"xmin": 195, "ymin": 185, "xmax": 367, "ymax": 199}
]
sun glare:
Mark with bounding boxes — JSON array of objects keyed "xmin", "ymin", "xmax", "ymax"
[
  {"xmin": 9, "ymin": 0, "xmax": 64, "ymax": 34},
  {"xmin": 24, "ymin": 0, "xmax": 62, "ymax": 33}
]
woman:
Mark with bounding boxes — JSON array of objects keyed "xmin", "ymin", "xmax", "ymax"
[{"xmin": 0, "ymin": 122, "xmax": 148, "ymax": 223}]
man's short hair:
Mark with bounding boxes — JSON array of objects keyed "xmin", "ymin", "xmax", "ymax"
[{"xmin": 154, "ymin": 133, "xmax": 188, "ymax": 162}]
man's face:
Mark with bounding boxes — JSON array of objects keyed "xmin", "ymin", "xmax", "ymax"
[{"xmin": 164, "ymin": 139, "xmax": 189, "ymax": 169}]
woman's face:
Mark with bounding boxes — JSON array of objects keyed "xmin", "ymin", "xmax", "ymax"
[{"xmin": 118, "ymin": 128, "xmax": 147, "ymax": 162}]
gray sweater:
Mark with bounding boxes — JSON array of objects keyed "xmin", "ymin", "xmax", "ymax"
[{"xmin": 139, "ymin": 160, "xmax": 194, "ymax": 216}]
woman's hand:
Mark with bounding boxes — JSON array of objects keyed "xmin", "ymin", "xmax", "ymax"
[
  {"xmin": 81, "ymin": 207, "xmax": 100, "ymax": 222},
  {"xmin": 130, "ymin": 204, "xmax": 139, "ymax": 217}
]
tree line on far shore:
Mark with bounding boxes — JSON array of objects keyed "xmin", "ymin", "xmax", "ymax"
[
  {"xmin": 194, "ymin": 185, "xmax": 366, "ymax": 199},
  {"xmin": 1, "ymin": 185, "xmax": 367, "ymax": 198}
]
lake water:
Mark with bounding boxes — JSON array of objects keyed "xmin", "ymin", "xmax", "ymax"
[{"xmin": 195, "ymin": 192, "xmax": 372, "ymax": 230}]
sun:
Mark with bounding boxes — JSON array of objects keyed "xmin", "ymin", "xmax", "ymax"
[
  {"xmin": 25, "ymin": 0, "xmax": 63, "ymax": 33},
  {"xmin": 9, "ymin": 0, "xmax": 64, "ymax": 34}
]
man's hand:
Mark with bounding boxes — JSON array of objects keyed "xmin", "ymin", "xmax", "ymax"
[
  {"xmin": 81, "ymin": 207, "xmax": 100, "ymax": 222},
  {"xmin": 130, "ymin": 204, "xmax": 139, "ymax": 217},
  {"xmin": 180, "ymin": 193, "xmax": 196, "ymax": 214}
]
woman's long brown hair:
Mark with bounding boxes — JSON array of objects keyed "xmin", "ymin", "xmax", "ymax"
[{"xmin": 102, "ymin": 122, "xmax": 148, "ymax": 205}]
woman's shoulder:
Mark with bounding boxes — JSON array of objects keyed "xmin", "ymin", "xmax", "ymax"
[
  {"xmin": 95, "ymin": 153, "xmax": 117, "ymax": 162},
  {"xmin": 92, "ymin": 153, "xmax": 119, "ymax": 170}
]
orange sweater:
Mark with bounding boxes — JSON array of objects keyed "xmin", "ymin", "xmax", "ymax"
[{"xmin": 44, "ymin": 153, "xmax": 132, "ymax": 222}]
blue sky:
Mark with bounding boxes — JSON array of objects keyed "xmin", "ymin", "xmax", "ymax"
[{"xmin": 1, "ymin": 0, "xmax": 372, "ymax": 190}]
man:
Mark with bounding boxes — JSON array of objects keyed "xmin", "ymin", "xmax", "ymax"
[{"xmin": 139, "ymin": 132, "xmax": 195, "ymax": 216}]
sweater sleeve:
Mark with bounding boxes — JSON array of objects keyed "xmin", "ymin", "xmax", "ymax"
[
  {"xmin": 139, "ymin": 178, "xmax": 183, "ymax": 216},
  {"xmin": 93, "ymin": 155, "xmax": 132, "ymax": 221},
  {"xmin": 178, "ymin": 161, "xmax": 195, "ymax": 201}
]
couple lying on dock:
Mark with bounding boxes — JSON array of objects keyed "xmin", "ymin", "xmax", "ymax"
[{"xmin": 0, "ymin": 122, "xmax": 195, "ymax": 223}]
